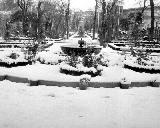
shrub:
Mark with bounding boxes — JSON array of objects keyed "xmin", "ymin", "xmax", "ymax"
[
  {"xmin": 79, "ymin": 75, "xmax": 91, "ymax": 90},
  {"xmin": 150, "ymin": 78, "xmax": 159, "ymax": 87},
  {"xmin": 120, "ymin": 77, "xmax": 131, "ymax": 89},
  {"xmin": 8, "ymin": 53, "xmax": 20, "ymax": 59}
]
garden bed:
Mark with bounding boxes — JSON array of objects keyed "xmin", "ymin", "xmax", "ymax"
[
  {"xmin": 0, "ymin": 51, "xmax": 31, "ymax": 68},
  {"xmin": 124, "ymin": 62, "xmax": 160, "ymax": 74},
  {"xmin": 108, "ymin": 43, "xmax": 160, "ymax": 53},
  {"xmin": 60, "ymin": 68, "xmax": 101, "ymax": 77},
  {"xmin": 0, "ymin": 61, "xmax": 31, "ymax": 68},
  {"xmin": 60, "ymin": 63, "xmax": 102, "ymax": 77}
]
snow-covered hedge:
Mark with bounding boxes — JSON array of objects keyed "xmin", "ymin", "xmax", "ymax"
[
  {"xmin": 60, "ymin": 63, "xmax": 103, "ymax": 77},
  {"xmin": 0, "ymin": 51, "xmax": 30, "ymax": 67},
  {"xmin": 36, "ymin": 51, "xmax": 65, "ymax": 65},
  {"xmin": 99, "ymin": 48, "xmax": 125, "ymax": 67},
  {"xmin": 125, "ymin": 55, "xmax": 160, "ymax": 70},
  {"xmin": 0, "ymin": 51, "xmax": 27, "ymax": 64},
  {"xmin": 124, "ymin": 54, "xmax": 160, "ymax": 74},
  {"xmin": 150, "ymin": 77, "xmax": 160, "ymax": 87}
]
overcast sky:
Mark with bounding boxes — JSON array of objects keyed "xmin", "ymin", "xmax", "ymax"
[{"xmin": 70, "ymin": 0, "xmax": 160, "ymax": 11}]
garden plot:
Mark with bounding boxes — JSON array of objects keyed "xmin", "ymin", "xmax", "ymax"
[
  {"xmin": 0, "ymin": 80, "xmax": 159, "ymax": 128},
  {"xmin": 0, "ymin": 50, "xmax": 29, "ymax": 67},
  {"xmin": 124, "ymin": 50, "xmax": 160, "ymax": 74},
  {"xmin": 0, "ymin": 43, "xmax": 159, "ymax": 83}
]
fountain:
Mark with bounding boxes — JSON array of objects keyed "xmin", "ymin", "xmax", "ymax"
[
  {"xmin": 60, "ymin": 28, "xmax": 103, "ymax": 76},
  {"xmin": 61, "ymin": 25, "xmax": 102, "ymax": 56},
  {"xmin": 61, "ymin": 37, "xmax": 102, "ymax": 56}
]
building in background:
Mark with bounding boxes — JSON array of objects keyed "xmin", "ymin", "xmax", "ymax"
[{"xmin": 123, "ymin": 6, "xmax": 160, "ymax": 28}]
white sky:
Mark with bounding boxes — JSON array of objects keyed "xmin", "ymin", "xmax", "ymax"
[
  {"xmin": 70, "ymin": 0, "xmax": 160, "ymax": 11},
  {"xmin": 70, "ymin": 0, "xmax": 95, "ymax": 10}
]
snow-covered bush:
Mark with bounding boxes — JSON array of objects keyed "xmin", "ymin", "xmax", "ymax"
[
  {"xmin": 67, "ymin": 53, "xmax": 78, "ymax": 67},
  {"xmin": 23, "ymin": 41, "xmax": 39, "ymax": 62},
  {"xmin": 97, "ymin": 54, "xmax": 109, "ymax": 66},
  {"xmin": 132, "ymin": 49, "xmax": 158, "ymax": 67},
  {"xmin": 125, "ymin": 53, "xmax": 160, "ymax": 73},
  {"xmin": 0, "ymin": 51, "xmax": 27, "ymax": 64},
  {"xmin": 99, "ymin": 52, "xmax": 124, "ymax": 67},
  {"xmin": 79, "ymin": 74, "xmax": 91, "ymax": 90},
  {"xmin": 36, "ymin": 51, "xmax": 65, "ymax": 65},
  {"xmin": 150, "ymin": 78, "xmax": 159, "ymax": 87},
  {"xmin": 99, "ymin": 47, "xmax": 127, "ymax": 67},
  {"xmin": 120, "ymin": 77, "xmax": 131, "ymax": 89},
  {"xmin": 60, "ymin": 62, "xmax": 102, "ymax": 77},
  {"xmin": 8, "ymin": 53, "xmax": 20, "ymax": 59},
  {"xmin": 60, "ymin": 52, "xmax": 103, "ymax": 76}
]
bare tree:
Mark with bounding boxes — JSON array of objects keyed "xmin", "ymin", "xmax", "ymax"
[
  {"xmin": 98, "ymin": 0, "xmax": 106, "ymax": 46},
  {"xmin": 0, "ymin": 0, "xmax": 18, "ymax": 11},
  {"xmin": 17, "ymin": 0, "xmax": 33, "ymax": 35},
  {"xmin": 71, "ymin": 11, "xmax": 82, "ymax": 32},
  {"xmin": 105, "ymin": 0, "xmax": 119, "ymax": 42},
  {"xmin": 66, "ymin": 0, "xmax": 70, "ymax": 39},
  {"xmin": 150, "ymin": 0, "xmax": 154, "ymax": 40},
  {"xmin": 141, "ymin": 0, "xmax": 148, "ymax": 13},
  {"xmin": 34, "ymin": 1, "xmax": 46, "ymax": 42},
  {"xmin": 130, "ymin": 0, "xmax": 148, "ymax": 45},
  {"xmin": 43, "ymin": 0, "xmax": 67, "ymax": 38},
  {"xmin": 93, "ymin": 0, "xmax": 98, "ymax": 39}
]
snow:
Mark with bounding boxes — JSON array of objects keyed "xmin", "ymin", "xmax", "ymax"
[
  {"xmin": 0, "ymin": 37, "xmax": 160, "ymax": 128},
  {"xmin": 0, "ymin": 80, "xmax": 160, "ymax": 128},
  {"xmin": 36, "ymin": 52, "xmax": 65, "ymax": 65},
  {"xmin": 80, "ymin": 74, "xmax": 91, "ymax": 80},
  {"xmin": 100, "ymin": 47, "xmax": 124, "ymax": 66},
  {"xmin": 0, "ymin": 60, "xmax": 159, "ymax": 82}
]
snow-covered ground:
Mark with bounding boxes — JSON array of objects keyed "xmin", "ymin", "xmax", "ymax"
[
  {"xmin": 1, "ymin": 63, "xmax": 160, "ymax": 82},
  {"xmin": 0, "ymin": 80, "xmax": 160, "ymax": 128},
  {"xmin": 0, "ymin": 36, "xmax": 160, "ymax": 128}
]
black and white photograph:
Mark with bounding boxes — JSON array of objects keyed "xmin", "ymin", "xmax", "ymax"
[{"xmin": 0, "ymin": 0, "xmax": 160, "ymax": 128}]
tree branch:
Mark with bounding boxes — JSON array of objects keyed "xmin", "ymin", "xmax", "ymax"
[
  {"xmin": 141, "ymin": 0, "xmax": 148, "ymax": 13},
  {"xmin": 17, "ymin": 0, "xmax": 23, "ymax": 10}
]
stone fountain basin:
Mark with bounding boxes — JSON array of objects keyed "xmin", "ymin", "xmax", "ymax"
[{"xmin": 61, "ymin": 45, "xmax": 102, "ymax": 56}]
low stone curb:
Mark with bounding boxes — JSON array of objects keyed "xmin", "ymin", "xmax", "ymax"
[
  {"xmin": 38, "ymin": 80, "xmax": 79, "ymax": 88},
  {"xmin": 131, "ymin": 82, "xmax": 151, "ymax": 87},
  {"xmin": 124, "ymin": 64, "xmax": 160, "ymax": 74},
  {"xmin": 29, "ymin": 80, "xmax": 39, "ymax": 86},
  {"xmin": 89, "ymin": 82, "xmax": 120, "ymax": 88},
  {"xmin": 0, "ymin": 75, "xmax": 159, "ymax": 88},
  {"xmin": 5, "ymin": 75, "xmax": 29, "ymax": 83},
  {"xmin": 0, "ymin": 75, "xmax": 6, "ymax": 81}
]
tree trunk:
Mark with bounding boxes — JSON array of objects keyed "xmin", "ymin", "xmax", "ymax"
[
  {"xmin": 66, "ymin": 0, "xmax": 70, "ymax": 39},
  {"xmin": 93, "ymin": 0, "xmax": 98, "ymax": 40},
  {"xmin": 100, "ymin": 0, "xmax": 106, "ymax": 46},
  {"xmin": 150, "ymin": 0, "xmax": 154, "ymax": 40},
  {"xmin": 17, "ymin": 0, "xmax": 28, "ymax": 36}
]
